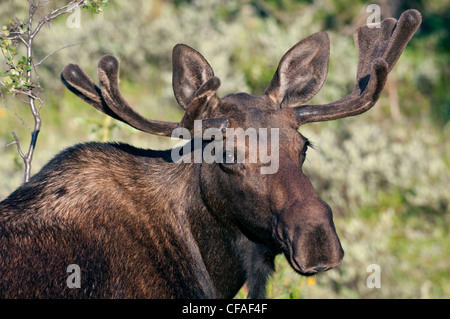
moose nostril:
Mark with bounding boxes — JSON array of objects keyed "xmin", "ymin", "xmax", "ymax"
[{"xmin": 314, "ymin": 266, "xmax": 328, "ymax": 272}]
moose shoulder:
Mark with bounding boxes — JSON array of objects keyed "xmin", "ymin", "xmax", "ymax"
[{"xmin": 0, "ymin": 10, "xmax": 421, "ymax": 299}]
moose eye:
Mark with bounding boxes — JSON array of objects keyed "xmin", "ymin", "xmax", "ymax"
[
  {"xmin": 219, "ymin": 150, "xmax": 244, "ymax": 175},
  {"xmin": 223, "ymin": 151, "xmax": 236, "ymax": 164}
]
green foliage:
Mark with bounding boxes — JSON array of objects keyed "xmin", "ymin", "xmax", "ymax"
[
  {"xmin": 0, "ymin": 21, "xmax": 31, "ymax": 94},
  {"xmin": 281, "ymin": 119, "xmax": 450, "ymax": 299},
  {"xmin": 83, "ymin": 0, "xmax": 109, "ymax": 14},
  {"xmin": 0, "ymin": 1, "xmax": 110, "ymax": 94}
]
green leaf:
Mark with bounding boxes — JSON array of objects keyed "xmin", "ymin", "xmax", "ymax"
[{"xmin": 3, "ymin": 76, "xmax": 12, "ymax": 84}]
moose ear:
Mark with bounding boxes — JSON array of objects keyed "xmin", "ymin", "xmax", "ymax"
[
  {"xmin": 264, "ymin": 32, "xmax": 330, "ymax": 108},
  {"xmin": 172, "ymin": 44, "xmax": 215, "ymax": 110}
]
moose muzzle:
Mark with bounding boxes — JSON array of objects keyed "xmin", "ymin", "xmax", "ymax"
[
  {"xmin": 273, "ymin": 198, "xmax": 344, "ymax": 275},
  {"xmin": 270, "ymin": 159, "xmax": 344, "ymax": 276}
]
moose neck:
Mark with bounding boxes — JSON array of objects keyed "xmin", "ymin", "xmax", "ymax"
[
  {"xmin": 183, "ymin": 164, "xmax": 249, "ymax": 298},
  {"xmin": 142, "ymin": 152, "xmax": 270, "ymax": 298}
]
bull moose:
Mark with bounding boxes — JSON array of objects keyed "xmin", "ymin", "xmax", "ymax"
[{"xmin": 0, "ymin": 10, "xmax": 421, "ymax": 298}]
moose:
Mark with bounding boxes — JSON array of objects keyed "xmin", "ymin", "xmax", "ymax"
[{"xmin": 0, "ymin": 10, "xmax": 420, "ymax": 298}]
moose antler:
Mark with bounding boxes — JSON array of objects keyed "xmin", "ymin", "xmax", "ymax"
[
  {"xmin": 294, "ymin": 9, "xmax": 421, "ymax": 124},
  {"xmin": 61, "ymin": 54, "xmax": 227, "ymax": 137}
]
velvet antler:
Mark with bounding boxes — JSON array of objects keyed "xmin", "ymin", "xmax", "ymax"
[
  {"xmin": 294, "ymin": 9, "xmax": 421, "ymax": 125},
  {"xmin": 61, "ymin": 52, "xmax": 227, "ymax": 137}
]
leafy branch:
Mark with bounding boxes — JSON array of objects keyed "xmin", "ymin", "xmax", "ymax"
[{"xmin": 0, "ymin": 0, "xmax": 108, "ymax": 183}]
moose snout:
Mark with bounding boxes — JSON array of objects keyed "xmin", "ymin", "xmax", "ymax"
[{"xmin": 273, "ymin": 200, "xmax": 344, "ymax": 276}]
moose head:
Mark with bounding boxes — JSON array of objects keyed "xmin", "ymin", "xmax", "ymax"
[{"xmin": 58, "ymin": 9, "xmax": 421, "ymax": 297}]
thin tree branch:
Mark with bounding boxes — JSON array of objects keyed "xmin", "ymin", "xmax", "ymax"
[
  {"xmin": 0, "ymin": 90, "xmax": 32, "ymax": 133},
  {"xmin": 31, "ymin": 0, "xmax": 85, "ymax": 39},
  {"xmin": 23, "ymin": 97, "xmax": 41, "ymax": 182},
  {"xmin": 7, "ymin": 34, "xmax": 29, "ymax": 47},
  {"xmin": 8, "ymin": 131, "xmax": 26, "ymax": 159},
  {"xmin": 34, "ymin": 40, "xmax": 87, "ymax": 67},
  {"xmin": 2, "ymin": 0, "xmax": 104, "ymax": 183},
  {"xmin": 36, "ymin": 96, "xmax": 44, "ymax": 112}
]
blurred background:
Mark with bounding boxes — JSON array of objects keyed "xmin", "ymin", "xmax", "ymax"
[{"xmin": 0, "ymin": 0, "xmax": 448, "ymax": 298}]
